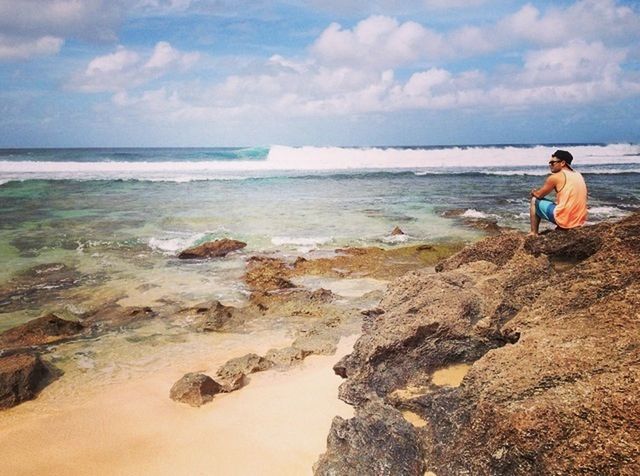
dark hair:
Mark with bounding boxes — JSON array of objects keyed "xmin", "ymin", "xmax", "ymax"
[{"xmin": 552, "ymin": 149, "xmax": 573, "ymax": 165}]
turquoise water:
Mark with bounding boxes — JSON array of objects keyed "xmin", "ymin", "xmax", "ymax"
[{"xmin": 1, "ymin": 146, "xmax": 639, "ymax": 331}]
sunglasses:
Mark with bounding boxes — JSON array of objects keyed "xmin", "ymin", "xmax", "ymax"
[{"xmin": 548, "ymin": 160, "xmax": 562, "ymax": 165}]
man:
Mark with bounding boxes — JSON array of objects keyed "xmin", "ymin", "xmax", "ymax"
[{"xmin": 529, "ymin": 150, "xmax": 588, "ymax": 236}]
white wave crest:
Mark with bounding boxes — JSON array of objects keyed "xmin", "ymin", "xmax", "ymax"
[
  {"xmin": 267, "ymin": 144, "xmax": 640, "ymax": 170},
  {"xmin": 461, "ymin": 209, "xmax": 491, "ymax": 219},
  {"xmin": 588, "ymin": 206, "xmax": 630, "ymax": 218},
  {"xmin": 0, "ymin": 143, "xmax": 638, "ymax": 181},
  {"xmin": 382, "ymin": 234, "xmax": 410, "ymax": 244},
  {"xmin": 148, "ymin": 232, "xmax": 207, "ymax": 254},
  {"xmin": 271, "ymin": 236, "xmax": 332, "ymax": 247}
]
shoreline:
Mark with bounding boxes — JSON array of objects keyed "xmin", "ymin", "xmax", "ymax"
[
  {"xmin": 0, "ymin": 335, "xmax": 358, "ymax": 476},
  {"xmin": 1, "ymin": 241, "xmax": 462, "ymax": 474}
]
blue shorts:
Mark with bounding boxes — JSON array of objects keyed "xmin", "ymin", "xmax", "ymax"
[{"xmin": 535, "ymin": 198, "xmax": 556, "ymax": 224}]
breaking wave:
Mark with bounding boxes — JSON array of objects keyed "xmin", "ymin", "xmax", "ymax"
[{"xmin": 0, "ymin": 143, "xmax": 638, "ymax": 183}]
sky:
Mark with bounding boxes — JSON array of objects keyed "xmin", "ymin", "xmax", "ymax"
[{"xmin": 0, "ymin": 0, "xmax": 639, "ymax": 147}]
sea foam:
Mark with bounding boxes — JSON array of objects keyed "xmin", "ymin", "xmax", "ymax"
[{"xmin": 0, "ymin": 143, "xmax": 638, "ymax": 182}]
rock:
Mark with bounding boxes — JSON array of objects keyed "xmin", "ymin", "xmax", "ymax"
[
  {"xmin": 194, "ymin": 301, "xmax": 235, "ymax": 332},
  {"xmin": 292, "ymin": 333, "xmax": 338, "ymax": 356},
  {"xmin": 291, "ymin": 244, "xmax": 464, "ymax": 280},
  {"xmin": 391, "ymin": 226, "xmax": 405, "ymax": 236},
  {"xmin": 435, "ymin": 232, "xmax": 523, "ymax": 272},
  {"xmin": 440, "ymin": 208, "xmax": 467, "ymax": 218},
  {"xmin": 416, "ymin": 244, "xmax": 434, "ymax": 251},
  {"xmin": 314, "ymin": 401, "xmax": 425, "ymax": 476},
  {"xmin": 0, "ymin": 263, "xmax": 83, "ymax": 312},
  {"xmin": 439, "ymin": 208, "xmax": 508, "ymax": 235},
  {"xmin": 461, "ymin": 217, "xmax": 503, "ymax": 234},
  {"xmin": 169, "ymin": 372, "xmax": 221, "ymax": 407},
  {"xmin": 216, "ymin": 353, "xmax": 273, "ymax": 383},
  {"xmin": 0, "ymin": 313, "xmax": 84, "ymax": 351},
  {"xmin": 178, "ymin": 239, "xmax": 247, "ymax": 259},
  {"xmin": 319, "ymin": 214, "xmax": 640, "ymax": 475},
  {"xmin": 216, "ymin": 372, "xmax": 245, "ymax": 393},
  {"xmin": 244, "ymin": 256, "xmax": 296, "ymax": 293},
  {"xmin": 0, "ymin": 353, "xmax": 51, "ymax": 409},
  {"xmin": 173, "ymin": 300, "xmax": 249, "ymax": 333},
  {"xmin": 265, "ymin": 347, "xmax": 310, "ymax": 368},
  {"xmin": 82, "ymin": 305, "xmax": 157, "ymax": 331},
  {"xmin": 249, "ymin": 288, "xmax": 339, "ymax": 319},
  {"xmin": 309, "ymin": 288, "xmax": 334, "ymax": 302}
]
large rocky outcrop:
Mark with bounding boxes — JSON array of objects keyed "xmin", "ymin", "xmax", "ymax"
[{"xmin": 316, "ymin": 214, "xmax": 640, "ymax": 475}]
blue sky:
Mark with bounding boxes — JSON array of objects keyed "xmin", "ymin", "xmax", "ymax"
[{"xmin": 0, "ymin": 0, "xmax": 639, "ymax": 147}]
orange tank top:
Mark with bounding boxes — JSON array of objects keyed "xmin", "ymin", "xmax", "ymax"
[{"xmin": 554, "ymin": 170, "xmax": 588, "ymax": 228}]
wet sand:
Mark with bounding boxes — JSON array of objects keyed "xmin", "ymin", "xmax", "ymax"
[
  {"xmin": 431, "ymin": 363, "xmax": 470, "ymax": 387},
  {"xmin": 0, "ymin": 336, "xmax": 357, "ymax": 475}
]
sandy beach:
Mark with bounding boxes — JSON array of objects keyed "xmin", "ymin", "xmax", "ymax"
[{"xmin": 0, "ymin": 334, "xmax": 357, "ymax": 476}]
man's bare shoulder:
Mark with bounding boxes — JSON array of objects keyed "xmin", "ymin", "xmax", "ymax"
[{"xmin": 546, "ymin": 172, "xmax": 562, "ymax": 184}]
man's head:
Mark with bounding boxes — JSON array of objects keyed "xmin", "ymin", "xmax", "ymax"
[{"xmin": 550, "ymin": 149, "xmax": 574, "ymax": 171}]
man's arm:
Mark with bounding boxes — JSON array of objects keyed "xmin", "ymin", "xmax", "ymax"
[{"xmin": 530, "ymin": 175, "xmax": 559, "ymax": 199}]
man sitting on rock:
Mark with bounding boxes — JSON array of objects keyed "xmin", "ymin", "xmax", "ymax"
[{"xmin": 529, "ymin": 150, "xmax": 588, "ymax": 236}]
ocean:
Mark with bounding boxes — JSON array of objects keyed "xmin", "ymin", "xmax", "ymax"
[
  {"xmin": 1, "ymin": 143, "xmax": 639, "ymax": 472},
  {"xmin": 1, "ymin": 144, "xmax": 639, "ymax": 330}
]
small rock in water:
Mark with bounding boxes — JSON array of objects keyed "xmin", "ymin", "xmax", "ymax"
[
  {"xmin": 0, "ymin": 313, "xmax": 84, "ymax": 350},
  {"xmin": 0, "ymin": 353, "xmax": 51, "ymax": 410},
  {"xmin": 178, "ymin": 239, "xmax": 247, "ymax": 259},
  {"xmin": 391, "ymin": 226, "xmax": 405, "ymax": 236},
  {"xmin": 169, "ymin": 372, "xmax": 221, "ymax": 407}
]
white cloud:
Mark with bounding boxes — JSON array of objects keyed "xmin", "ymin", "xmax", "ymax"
[
  {"xmin": 86, "ymin": 47, "xmax": 140, "ymax": 76},
  {"xmin": 0, "ymin": 35, "xmax": 64, "ymax": 60},
  {"xmin": 72, "ymin": 42, "xmax": 200, "ymax": 92},
  {"xmin": 145, "ymin": 41, "xmax": 200, "ymax": 69},
  {"xmin": 500, "ymin": 0, "xmax": 640, "ymax": 46},
  {"xmin": 311, "ymin": 16, "xmax": 445, "ymax": 68},
  {"xmin": 520, "ymin": 40, "xmax": 626, "ymax": 85},
  {"xmin": 73, "ymin": 2, "xmax": 640, "ymax": 122},
  {"xmin": 304, "ymin": 0, "xmax": 492, "ymax": 15},
  {"xmin": 308, "ymin": 1, "xmax": 640, "ymax": 67},
  {"xmin": 0, "ymin": 0, "xmax": 125, "ymax": 60}
]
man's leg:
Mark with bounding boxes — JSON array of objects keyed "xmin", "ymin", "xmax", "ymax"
[{"xmin": 530, "ymin": 197, "xmax": 541, "ymax": 235}]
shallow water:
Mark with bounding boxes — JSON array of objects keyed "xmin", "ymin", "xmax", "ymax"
[
  {"xmin": 0, "ymin": 333, "xmax": 357, "ymax": 476},
  {"xmin": 431, "ymin": 363, "xmax": 471, "ymax": 387},
  {"xmin": 1, "ymin": 146, "xmax": 639, "ymax": 474}
]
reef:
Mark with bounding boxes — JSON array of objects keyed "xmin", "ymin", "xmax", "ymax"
[{"xmin": 315, "ymin": 214, "xmax": 640, "ymax": 475}]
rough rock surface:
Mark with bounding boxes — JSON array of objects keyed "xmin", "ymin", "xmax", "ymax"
[
  {"xmin": 245, "ymin": 256, "xmax": 297, "ymax": 293},
  {"xmin": 216, "ymin": 354, "xmax": 273, "ymax": 380},
  {"xmin": 439, "ymin": 207, "xmax": 510, "ymax": 234},
  {"xmin": 314, "ymin": 401, "xmax": 425, "ymax": 476},
  {"xmin": 264, "ymin": 346, "xmax": 310, "ymax": 367},
  {"xmin": 0, "ymin": 353, "xmax": 51, "ymax": 409},
  {"xmin": 82, "ymin": 305, "xmax": 157, "ymax": 332},
  {"xmin": 0, "ymin": 313, "xmax": 84, "ymax": 351},
  {"xmin": 0, "ymin": 263, "xmax": 83, "ymax": 312},
  {"xmin": 178, "ymin": 239, "xmax": 247, "ymax": 259},
  {"xmin": 316, "ymin": 214, "xmax": 640, "ymax": 476},
  {"xmin": 177, "ymin": 300, "xmax": 246, "ymax": 332},
  {"xmin": 169, "ymin": 372, "xmax": 221, "ymax": 407}
]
